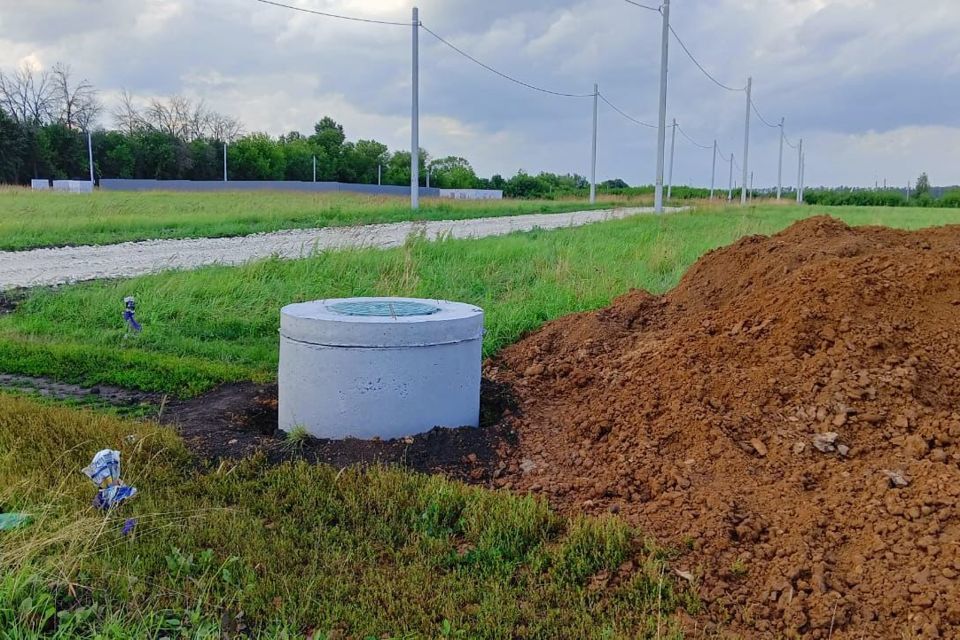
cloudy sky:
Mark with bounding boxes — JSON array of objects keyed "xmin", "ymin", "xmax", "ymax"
[{"xmin": 2, "ymin": 0, "xmax": 958, "ymax": 188}]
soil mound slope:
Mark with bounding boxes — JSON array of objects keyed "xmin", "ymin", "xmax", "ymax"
[{"xmin": 487, "ymin": 217, "xmax": 960, "ymax": 638}]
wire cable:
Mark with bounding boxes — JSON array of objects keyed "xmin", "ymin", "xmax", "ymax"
[
  {"xmin": 420, "ymin": 24, "xmax": 594, "ymax": 98},
  {"xmin": 676, "ymin": 124, "xmax": 713, "ymax": 149},
  {"xmin": 750, "ymin": 99, "xmax": 780, "ymax": 128},
  {"xmin": 622, "ymin": 0, "xmax": 661, "ymax": 12},
  {"xmin": 784, "ymin": 134, "xmax": 799, "ymax": 150},
  {"xmin": 669, "ymin": 25, "xmax": 745, "ymax": 93},
  {"xmin": 598, "ymin": 92, "xmax": 657, "ymax": 128},
  {"xmin": 254, "ymin": 0, "xmax": 409, "ymax": 26}
]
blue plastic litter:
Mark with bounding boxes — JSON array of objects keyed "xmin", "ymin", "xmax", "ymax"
[
  {"xmin": 82, "ymin": 449, "xmax": 138, "ymax": 510},
  {"xmin": 0, "ymin": 513, "xmax": 31, "ymax": 531},
  {"xmin": 123, "ymin": 296, "xmax": 142, "ymax": 332}
]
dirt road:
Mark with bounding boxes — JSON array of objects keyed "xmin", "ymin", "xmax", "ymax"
[{"xmin": 0, "ymin": 206, "xmax": 657, "ymax": 289}]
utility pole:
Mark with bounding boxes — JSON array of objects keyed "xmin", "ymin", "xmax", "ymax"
[
  {"xmin": 87, "ymin": 131, "xmax": 95, "ymax": 185},
  {"xmin": 427, "ymin": 168, "xmax": 431, "ymax": 189},
  {"xmin": 728, "ymin": 154, "xmax": 734, "ymax": 201},
  {"xmin": 312, "ymin": 156, "xmax": 317, "ymax": 183},
  {"xmin": 411, "ymin": 6, "xmax": 420, "ymax": 210},
  {"xmin": 709, "ymin": 140, "xmax": 717, "ymax": 200},
  {"xmin": 741, "ymin": 76, "xmax": 752, "ymax": 205},
  {"xmin": 667, "ymin": 118, "xmax": 676, "ymax": 200},
  {"xmin": 654, "ymin": 0, "xmax": 670, "ymax": 214},
  {"xmin": 796, "ymin": 139, "xmax": 803, "ymax": 204},
  {"xmin": 800, "ymin": 153, "xmax": 806, "ymax": 202},
  {"xmin": 378, "ymin": 164, "xmax": 382, "ymax": 186},
  {"xmin": 223, "ymin": 143, "xmax": 227, "ymax": 182},
  {"xmin": 749, "ymin": 171, "xmax": 754, "ymax": 202},
  {"xmin": 590, "ymin": 83, "xmax": 598, "ymax": 205},
  {"xmin": 777, "ymin": 117, "xmax": 784, "ymax": 200}
]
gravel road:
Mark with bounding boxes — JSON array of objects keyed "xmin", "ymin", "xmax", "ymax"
[{"xmin": 0, "ymin": 206, "xmax": 657, "ymax": 289}]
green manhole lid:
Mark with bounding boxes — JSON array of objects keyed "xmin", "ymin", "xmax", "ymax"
[{"xmin": 328, "ymin": 300, "xmax": 442, "ymax": 317}]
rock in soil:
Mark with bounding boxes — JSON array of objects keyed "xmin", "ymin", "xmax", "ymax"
[{"xmin": 485, "ymin": 217, "xmax": 960, "ymax": 639}]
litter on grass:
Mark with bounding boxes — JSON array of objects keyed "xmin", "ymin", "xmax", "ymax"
[
  {"xmin": 82, "ymin": 449, "xmax": 138, "ymax": 510},
  {"xmin": 0, "ymin": 513, "xmax": 31, "ymax": 531},
  {"xmin": 123, "ymin": 296, "xmax": 142, "ymax": 333}
]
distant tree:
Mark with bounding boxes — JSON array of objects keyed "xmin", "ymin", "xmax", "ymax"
[
  {"xmin": 227, "ymin": 132, "xmax": 286, "ymax": 180},
  {"xmin": 384, "ymin": 149, "xmax": 429, "ymax": 186},
  {"xmin": 601, "ymin": 178, "xmax": 629, "ymax": 189},
  {"xmin": 280, "ymin": 136, "xmax": 316, "ymax": 181},
  {"xmin": 112, "ymin": 89, "xmax": 145, "ymax": 135},
  {"xmin": 0, "ymin": 109, "xmax": 28, "ymax": 182},
  {"xmin": 311, "ymin": 117, "xmax": 345, "ymax": 153},
  {"xmin": 428, "ymin": 156, "xmax": 479, "ymax": 189},
  {"xmin": 93, "ymin": 130, "xmax": 136, "ymax": 179},
  {"xmin": 187, "ymin": 138, "xmax": 221, "ymax": 180},
  {"xmin": 0, "ymin": 64, "xmax": 55, "ymax": 126},
  {"xmin": 112, "ymin": 91, "xmax": 242, "ymax": 142},
  {"xmin": 916, "ymin": 172, "xmax": 930, "ymax": 197},
  {"xmin": 50, "ymin": 63, "xmax": 101, "ymax": 130},
  {"xmin": 504, "ymin": 170, "xmax": 547, "ymax": 198},
  {"xmin": 208, "ymin": 111, "xmax": 243, "ymax": 143},
  {"xmin": 38, "ymin": 123, "xmax": 88, "ymax": 178},
  {"xmin": 339, "ymin": 139, "xmax": 389, "ymax": 183}
]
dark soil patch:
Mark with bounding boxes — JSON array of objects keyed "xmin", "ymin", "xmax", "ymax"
[
  {"xmin": 0, "ymin": 374, "xmax": 161, "ymax": 412},
  {"xmin": 164, "ymin": 378, "xmax": 515, "ymax": 483},
  {"xmin": 0, "ymin": 289, "xmax": 27, "ymax": 315},
  {"xmin": 0, "ymin": 374, "xmax": 514, "ymax": 484}
]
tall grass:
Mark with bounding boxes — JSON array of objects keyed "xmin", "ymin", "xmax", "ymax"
[
  {"xmin": 0, "ymin": 204, "xmax": 957, "ymax": 396},
  {"xmin": 0, "ymin": 189, "xmax": 615, "ymax": 251},
  {"xmin": 0, "ymin": 394, "xmax": 687, "ymax": 638}
]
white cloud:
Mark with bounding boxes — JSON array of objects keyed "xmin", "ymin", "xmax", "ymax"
[{"xmin": 1, "ymin": 0, "xmax": 959, "ymax": 186}]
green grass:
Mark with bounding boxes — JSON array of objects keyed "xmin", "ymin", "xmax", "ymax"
[
  {"xmin": 0, "ymin": 189, "xmax": 615, "ymax": 251},
  {"xmin": 0, "ymin": 394, "xmax": 689, "ymax": 638},
  {"xmin": 3, "ymin": 202, "xmax": 958, "ymax": 637},
  {"xmin": 0, "ymin": 204, "xmax": 957, "ymax": 397}
]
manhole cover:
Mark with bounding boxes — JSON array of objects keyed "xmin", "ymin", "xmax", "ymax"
[{"xmin": 328, "ymin": 300, "xmax": 442, "ymax": 317}]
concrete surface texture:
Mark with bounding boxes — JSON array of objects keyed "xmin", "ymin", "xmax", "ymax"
[
  {"xmin": 278, "ymin": 297, "xmax": 484, "ymax": 439},
  {"xmin": 0, "ymin": 206, "xmax": 658, "ymax": 289}
]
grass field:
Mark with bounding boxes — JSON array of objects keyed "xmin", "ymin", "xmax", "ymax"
[
  {"xmin": 0, "ymin": 189, "xmax": 616, "ymax": 252},
  {"xmin": 0, "ymin": 394, "xmax": 690, "ymax": 639},
  {"xmin": 2, "ymin": 203, "xmax": 959, "ymax": 638},
  {"xmin": 0, "ymin": 204, "xmax": 956, "ymax": 396}
]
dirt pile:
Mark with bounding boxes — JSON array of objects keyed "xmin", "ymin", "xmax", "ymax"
[{"xmin": 486, "ymin": 217, "xmax": 960, "ymax": 639}]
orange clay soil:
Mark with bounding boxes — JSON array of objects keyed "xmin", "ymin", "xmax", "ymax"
[{"xmin": 486, "ymin": 217, "xmax": 960, "ymax": 639}]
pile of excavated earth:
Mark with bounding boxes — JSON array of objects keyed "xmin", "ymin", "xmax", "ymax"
[{"xmin": 486, "ymin": 217, "xmax": 960, "ymax": 639}]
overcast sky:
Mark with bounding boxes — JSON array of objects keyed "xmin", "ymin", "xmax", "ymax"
[{"xmin": 2, "ymin": 0, "xmax": 958, "ymax": 188}]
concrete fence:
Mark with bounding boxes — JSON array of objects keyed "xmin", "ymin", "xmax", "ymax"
[
  {"xmin": 30, "ymin": 179, "xmax": 95, "ymax": 193},
  {"xmin": 438, "ymin": 188, "xmax": 503, "ymax": 200}
]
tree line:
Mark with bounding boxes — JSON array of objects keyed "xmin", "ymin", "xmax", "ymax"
[{"xmin": 0, "ymin": 62, "xmax": 638, "ymax": 198}]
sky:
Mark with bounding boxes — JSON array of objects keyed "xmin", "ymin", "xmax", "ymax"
[{"xmin": 1, "ymin": 0, "xmax": 958, "ymax": 188}]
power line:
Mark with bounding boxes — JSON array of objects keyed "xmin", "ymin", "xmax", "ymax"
[
  {"xmin": 622, "ymin": 0, "xmax": 661, "ymax": 12},
  {"xmin": 669, "ymin": 25, "xmax": 745, "ymax": 93},
  {"xmin": 598, "ymin": 92, "xmax": 657, "ymax": 128},
  {"xmin": 420, "ymin": 24, "xmax": 594, "ymax": 98},
  {"xmin": 676, "ymin": 124, "xmax": 712, "ymax": 149},
  {"xmin": 784, "ymin": 134, "xmax": 799, "ymax": 150},
  {"xmin": 750, "ymin": 99, "xmax": 780, "ymax": 128},
  {"xmin": 254, "ymin": 0, "xmax": 409, "ymax": 26}
]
